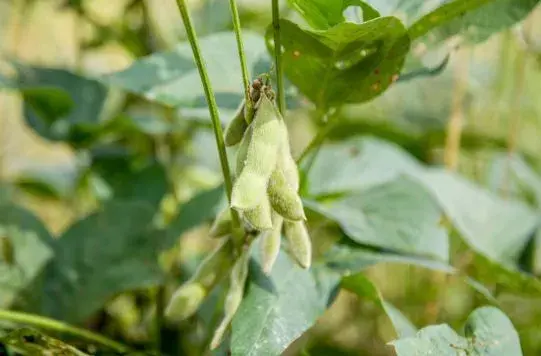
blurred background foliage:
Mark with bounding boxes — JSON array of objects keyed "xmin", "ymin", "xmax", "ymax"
[{"xmin": 1, "ymin": 0, "xmax": 541, "ymax": 355}]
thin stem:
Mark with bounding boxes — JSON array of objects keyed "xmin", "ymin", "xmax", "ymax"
[
  {"xmin": 443, "ymin": 48, "xmax": 470, "ymax": 172},
  {"xmin": 0, "ymin": 309, "xmax": 129, "ymax": 353},
  {"xmin": 228, "ymin": 0, "xmax": 251, "ymax": 94},
  {"xmin": 174, "ymin": 0, "xmax": 241, "ymax": 229},
  {"xmin": 272, "ymin": 0, "xmax": 285, "ymax": 114}
]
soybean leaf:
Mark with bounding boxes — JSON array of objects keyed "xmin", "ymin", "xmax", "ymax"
[
  {"xmin": 13, "ymin": 64, "xmax": 109, "ymax": 147},
  {"xmin": 391, "ymin": 306, "xmax": 523, "ymax": 355},
  {"xmin": 306, "ymin": 137, "xmax": 422, "ymax": 197},
  {"xmin": 104, "ymin": 31, "xmax": 267, "ymax": 115},
  {"xmin": 15, "ymin": 165, "xmax": 79, "ymax": 201},
  {"xmin": 0, "ymin": 204, "xmax": 54, "ymax": 308},
  {"xmin": 267, "ymin": 17, "xmax": 410, "ymax": 109},
  {"xmin": 17, "ymin": 201, "xmax": 164, "ymax": 323},
  {"xmin": 341, "ymin": 274, "xmax": 417, "ymax": 338},
  {"xmin": 305, "ymin": 177, "xmax": 449, "ymax": 261},
  {"xmin": 417, "ymin": 169, "xmax": 539, "ymax": 264},
  {"xmin": 231, "ymin": 245, "xmax": 332, "ymax": 356},
  {"xmin": 1, "ymin": 328, "xmax": 88, "ymax": 356},
  {"xmin": 287, "ymin": 0, "xmax": 381, "ymax": 29},
  {"xmin": 408, "ymin": 0, "xmax": 541, "ymax": 44}
]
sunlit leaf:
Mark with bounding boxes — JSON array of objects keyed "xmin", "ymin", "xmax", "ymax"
[
  {"xmin": 305, "ymin": 177, "xmax": 449, "ymax": 261},
  {"xmin": 266, "ymin": 17, "xmax": 409, "ymax": 108}
]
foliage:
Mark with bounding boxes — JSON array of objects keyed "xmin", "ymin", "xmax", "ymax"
[{"xmin": 1, "ymin": 0, "xmax": 541, "ymax": 355}]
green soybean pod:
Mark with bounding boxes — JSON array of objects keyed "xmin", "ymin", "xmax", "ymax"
[
  {"xmin": 210, "ymin": 247, "xmax": 251, "ymax": 350},
  {"xmin": 209, "ymin": 208, "xmax": 232, "ymax": 238},
  {"xmin": 224, "ymin": 100, "xmax": 247, "ymax": 147},
  {"xmin": 243, "ymin": 196, "xmax": 273, "ymax": 231},
  {"xmin": 277, "ymin": 120, "xmax": 300, "ymax": 191},
  {"xmin": 165, "ymin": 282, "xmax": 206, "ymax": 323},
  {"xmin": 166, "ymin": 238, "xmax": 234, "ymax": 322},
  {"xmin": 260, "ymin": 214, "xmax": 283, "ymax": 275},
  {"xmin": 231, "ymin": 95, "xmax": 282, "ymax": 211},
  {"xmin": 284, "ymin": 220, "xmax": 312, "ymax": 269},
  {"xmin": 267, "ymin": 167, "xmax": 305, "ymax": 221},
  {"xmin": 235, "ymin": 124, "xmax": 252, "ymax": 177}
]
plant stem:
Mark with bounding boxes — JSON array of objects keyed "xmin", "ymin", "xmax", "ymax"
[
  {"xmin": 228, "ymin": 0, "xmax": 251, "ymax": 94},
  {"xmin": 0, "ymin": 309, "xmax": 130, "ymax": 353},
  {"xmin": 174, "ymin": 0, "xmax": 241, "ymax": 230},
  {"xmin": 271, "ymin": 0, "xmax": 285, "ymax": 114}
]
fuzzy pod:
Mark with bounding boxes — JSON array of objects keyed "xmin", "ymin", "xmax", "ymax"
[
  {"xmin": 243, "ymin": 196, "xmax": 273, "ymax": 231},
  {"xmin": 192, "ymin": 238, "xmax": 234, "ymax": 288},
  {"xmin": 224, "ymin": 100, "xmax": 247, "ymax": 146},
  {"xmin": 231, "ymin": 95, "xmax": 282, "ymax": 211},
  {"xmin": 165, "ymin": 282, "xmax": 206, "ymax": 323},
  {"xmin": 268, "ymin": 167, "xmax": 305, "ymax": 221},
  {"xmin": 209, "ymin": 208, "xmax": 232, "ymax": 238},
  {"xmin": 235, "ymin": 125, "xmax": 253, "ymax": 176},
  {"xmin": 260, "ymin": 214, "xmax": 283, "ymax": 275},
  {"xmin": 284, "ymin": 220, "xmax": 312, "ymax": 269},
  {"xmin": 210, "ymin": 247, "xmax": 251, "ymax": 350},
  {"xmin": 277, "ymin": 120, "xmax": 300, "ymax": 191}
]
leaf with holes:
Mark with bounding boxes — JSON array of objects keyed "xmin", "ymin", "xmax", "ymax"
[{"xmin": 266, "ymin": 17, "xmax": 410, "ymax": 109}]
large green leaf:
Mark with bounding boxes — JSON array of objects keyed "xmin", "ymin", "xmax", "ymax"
[
  {"xmin": 231, "ymin": 245, "xmax": 332, "ymax": 356},
  {"xmin": 391, "ymin": 306, "xmax": 523, "ymax": 355},
  {"xmin": 417, "ymin": 169, "xmax": 539, "ymax": 264},
  {"xmin": 408, "ymin": 0, "xmax": 541, "ymax": 44},
  {"xmin": 104, "ymin": 31, "xmax": 268, "ymax": 116},
  {"xmin": 18, "ymin": 201, "xmax": 164, "ymax": 323},
  {"xmin": 0, "ymin": 204, "xmax": 54, "ymax": 308},
  {"xmin": 306, "ymin": 137, "xmax": 422, "ymax": 197},
  {"xmin": 13, "ymin": 64, "xmax": 109, "ymax": 146},
  {"xmin": 267, "ymin": 17, "xmax": 410, "ymax": 108},
  {"xmin": 341, "ymin": 273, "xmax": 417, "ymax": 338},
  {"xmin": 305, "ymin": 177, "xmax": 449, "ymax": 261}
]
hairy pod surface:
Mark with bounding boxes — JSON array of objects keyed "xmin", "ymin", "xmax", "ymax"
[
  {"xmin": 209, "ymin": 208, "xmax": 232, "ymax": 238},
  {"xmin": 268, "ymin": 167, "xmax": 305, "ymax": 221},
  {"xmin": 243, "ymin": 196, "xmax": 273, "ymax": 230},
  {"xmin": 277, "ymin": 119, "xmax": 300, "ymax": 191},
  {"xmin": 165, "ymin": 282, "xmax": 206, "ymax": 323},
  {"xmin": 224, "ymin": 100, "xmax": 247, "ymax": 146},
  {"xmin": 165, "ymin": 239, "xmax": 234, "ymax": 322},
  {"xmin": 231, "ymin": 95, "xmax": 281, "ymax": 211},
  {"xmin": 235, "ymin": 125, "xmax": 252, "ymax": 177},
  {"xmin": 210, "ymin": 247, "xmax": 251, "ymax": 350},
  {"xmin": 284, "ymin": 220, "xmax": 312, "ymax": 269},
  {"xmin": 260, "ymin": 213, "xmax": 283, "ymax": 275}
]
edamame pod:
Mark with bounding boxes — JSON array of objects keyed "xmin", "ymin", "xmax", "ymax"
[
  {"xmin": 231, "ymin": 95, "xmax": 282, "ymax": 211},
  {"xmin": 268, "ymin": 167, "xmax": 305, "ymax": 221},
  {"xmin": 284, "ymin": 220, "xmax": 312, "ymax": 269},
  {"xmin": 224, "ymin": 100, "xmax": 247, "ymax": 147},
  {"xmin": 210, "ymin": 247, "xmax": 251, "ymax": 350},
  {"xmin": 165, "ymin": 239, "xmax": 234, "ymax": 322},
  {"xmin": 243, "ymin": 196, "xmax": 273, "ymax": 231},
  {"xmin": 235, "ymin": 125, "xmax": 252, "ymax": 176},
  {"xmin": 165, "ymin": 282, "xmax": 206, "ymax": 323},
  {"xmin": 209, "ymin": 208, "xmax": 232, "ymax": 238},
  {"xmin": 277, "ymin": 119, "xmax": 300, "ymax": 191},
  {"xmin": 260, "ymin": 214, "xmax": 283, "ymax": 275}
]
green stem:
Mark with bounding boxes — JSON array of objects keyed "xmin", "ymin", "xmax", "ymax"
[
  {"xmin": 174, "ymin": 0, "xmax": 241, "ymax": 230},
  {"xmin": 155, "ymin": 285, "xmax": 165, "ymax": 353},
  {"xmin": 271, "ymin": 0, "xmax": 285, "ymax": 114},
  {"xmin": 0, "ymin": 309, "xmax": 129, "ymax": 353},
  {"xmin": 228, "ymin": 0, "xmax": 251, "ymax": 95}
]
